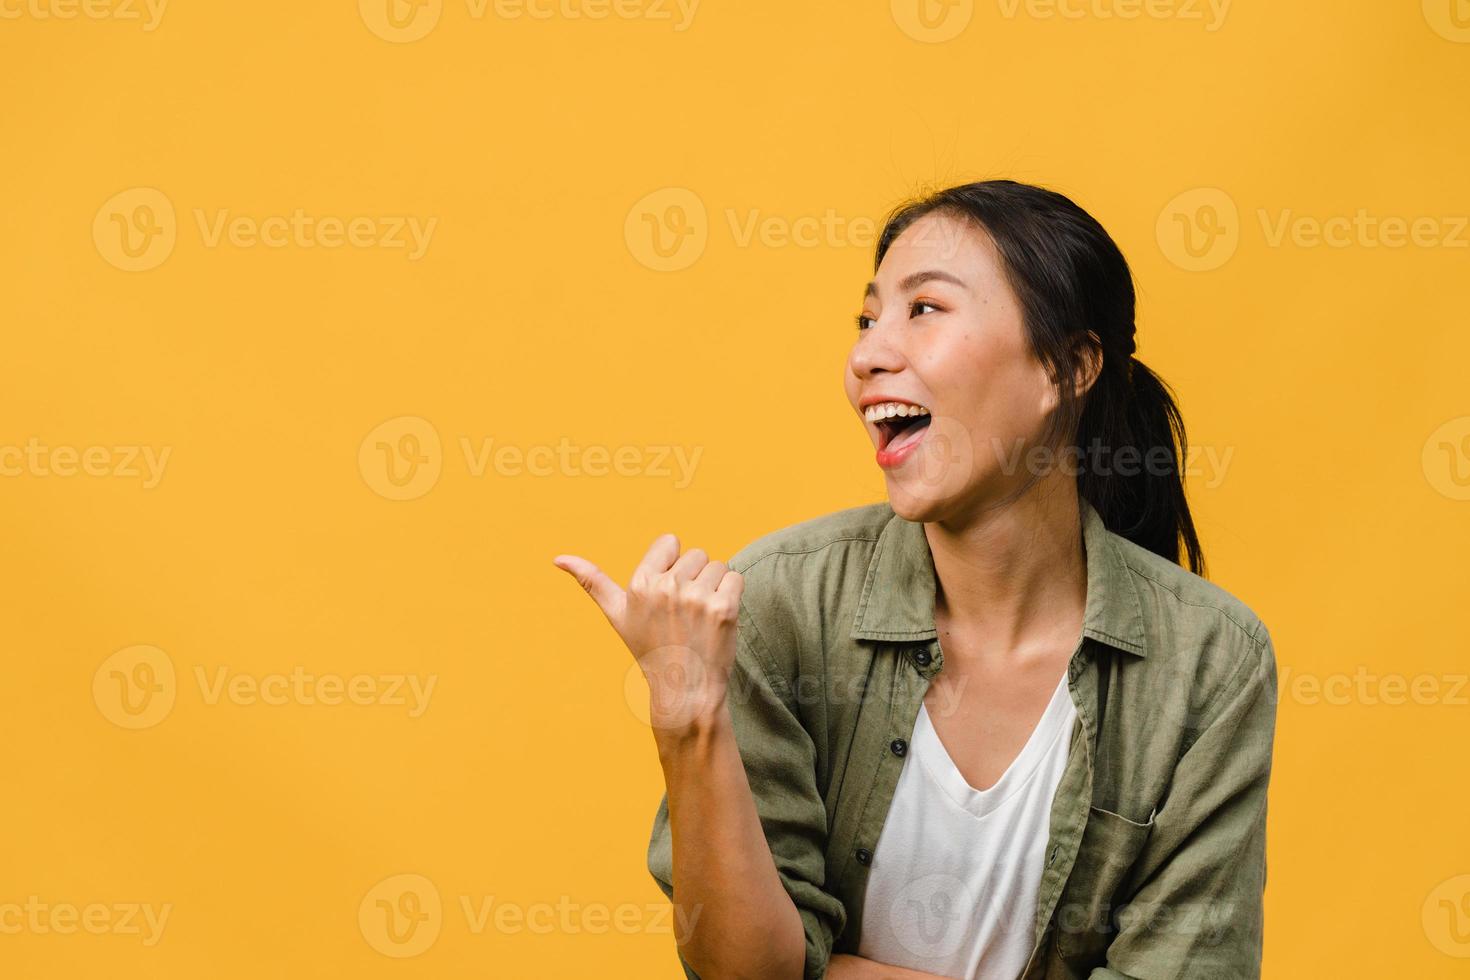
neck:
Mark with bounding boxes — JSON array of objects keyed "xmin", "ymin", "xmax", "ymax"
[{"xmin": 924, "ymin": 478, "xmax": 1087, "ymax": 664}]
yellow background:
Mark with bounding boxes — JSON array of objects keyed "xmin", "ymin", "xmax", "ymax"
[{"xmin": 3, "ymin": 0, "xmax": 1468, "ymax": 976}]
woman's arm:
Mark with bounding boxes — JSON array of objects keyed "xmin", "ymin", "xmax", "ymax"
[
  {"xmin": 1091, "ymin": 623, "xmax": 1278, "ymax": 977},
  {"xmin": 657, "ymin": 700, "xmax": 806, "ymax": 979},
  {"xmin": 826, "ymin": 954, "xmax": 957, "ymax": 979},
  {"xmin": 555, "ymin": 535, "xmax": 805, "ymax": 980}
]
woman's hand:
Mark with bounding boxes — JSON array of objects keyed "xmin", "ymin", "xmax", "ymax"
[{"xmin": 553, "ymin": 534, "xmax": 744, "ymax": 733}]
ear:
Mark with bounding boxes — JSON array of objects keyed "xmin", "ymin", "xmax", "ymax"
[
  {"xmin": 1037, "ymin": 332, "xmax": 1105, "ymax": 417},
  {"xmin": 1072, "ymin": 331, "xmax": 1105, "ymax": 399}
]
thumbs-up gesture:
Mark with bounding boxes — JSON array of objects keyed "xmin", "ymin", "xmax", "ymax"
[{"xmin": 553, "ymin": 534, "xmax": 745, "ymax": 732}]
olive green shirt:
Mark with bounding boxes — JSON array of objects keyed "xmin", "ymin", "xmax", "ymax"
[{"xmin": 648, "ymin": 497, "xmax": 1277, "ymax": 979}]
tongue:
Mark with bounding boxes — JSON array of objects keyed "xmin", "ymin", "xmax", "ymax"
[{"xmin": 889, "ymin": 416, "xmax": 931, "ymax": 452}]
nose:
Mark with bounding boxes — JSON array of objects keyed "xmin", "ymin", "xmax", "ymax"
[{"xmin": 848, "ymin": 322, "xmax": 906, "ymax": 380}]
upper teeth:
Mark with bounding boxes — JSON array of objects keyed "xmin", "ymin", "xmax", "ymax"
[{"xmin": 864, "ymin": 402, "xmax": 931, "ymax": 423}]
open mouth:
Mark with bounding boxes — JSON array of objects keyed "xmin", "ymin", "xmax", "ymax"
[{"xmin": 866, "ymin": 402, "xmax": 932, "ymax": 454}]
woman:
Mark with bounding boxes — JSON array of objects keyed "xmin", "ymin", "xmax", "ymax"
[{"xmin": 554, "ymin": 180, "xmax": 1278, "ymax": 980}]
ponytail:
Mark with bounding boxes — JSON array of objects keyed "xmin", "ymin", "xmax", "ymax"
[{"xmin": 1076, "ymin": 354, "xmax": 1204, "ymax": 575}]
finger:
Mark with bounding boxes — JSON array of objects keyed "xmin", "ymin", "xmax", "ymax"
[
  {"xmin": 668, "ymin": 547, "xmax": 709, "ymax": 583},
  {"xmin": 692, "ymin": 558, "xmax": 727, "ymax": 592},
  {"xmin": 714, "ymin": 568, "xmax": 744, "ymax": 603},
  {"xmin": 552, "ymin": 555, "xmax": 628, "ymax": 626},
  {"xmin": 631, "ymin": 533, "xmax": 681, "ymax": 588}
]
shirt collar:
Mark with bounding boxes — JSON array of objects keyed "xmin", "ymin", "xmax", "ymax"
[{"xmin": 848, "ymin": 496, "xmax": 1150, "ymax": 658}]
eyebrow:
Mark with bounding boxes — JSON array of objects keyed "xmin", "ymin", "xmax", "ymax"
[{"xmin": 864, "ymin": 269, "xmax": 967, "ymax": 300}]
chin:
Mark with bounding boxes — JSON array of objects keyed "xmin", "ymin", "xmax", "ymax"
[
  {"xmin": 883, "ymin": 482, "xmax": 961, "ymax": 524},
  {"xmin": 884, "ymin": 467, "xmax": 1010, "ymax": 526}
]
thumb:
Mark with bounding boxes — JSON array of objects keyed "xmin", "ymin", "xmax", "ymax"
[{"xmin": 552, "ymin": 554, "xmax": 628, "ymax": 628}]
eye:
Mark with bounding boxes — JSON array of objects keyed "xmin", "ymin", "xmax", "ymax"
[
  {"xmin": 910, "ymin": 300, "xmax": 941, "ymax": 318},
  {"xmin": 855, "ymin": 313, "xmax": 875, "ymax": 332}
]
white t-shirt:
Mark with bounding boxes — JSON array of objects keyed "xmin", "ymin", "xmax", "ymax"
[{"xmin": 857, "ymin": 670, "xmax": 1077, "ymax": 980}]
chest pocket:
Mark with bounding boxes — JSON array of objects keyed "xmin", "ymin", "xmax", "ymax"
[{"xmin": 1054, "ymin": 804, "xmax": 1156, "ymax": 965}]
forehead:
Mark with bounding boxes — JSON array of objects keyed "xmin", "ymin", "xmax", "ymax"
[{"xmin": 866, "ymin": 210, "xmax": 1002, "ymax": 296}]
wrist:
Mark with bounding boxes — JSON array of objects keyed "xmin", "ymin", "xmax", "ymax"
[{"xmin": 652, "ymin": 692, "xmax": 732, "ymax": 764}]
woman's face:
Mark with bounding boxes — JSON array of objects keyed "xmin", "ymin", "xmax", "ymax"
[{"xmin": 844, "ymin": 210, "xmax": 1065, "ymax": 524}]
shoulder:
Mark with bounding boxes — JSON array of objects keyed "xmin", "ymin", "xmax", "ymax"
[
  {"xmin": 727, "ymin": 501, "xmax": 894, "ymax": 575},
  {"xmin": 1105, "ymin": 530, "xmax": 1276, "ymax": 730},
  {"xmin": 1112, "ymin": 531, "xmax": 1270, "ymax": 651},
  {"xmin": 722, "ymin": 502, "xmax": 894, "ymax": 676}
]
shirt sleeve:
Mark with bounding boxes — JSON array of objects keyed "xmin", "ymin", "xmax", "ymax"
[
  {"xmin": 646, "ymin": 606, "xmax": 848, "ymax": 980},
  {"xmin": 1091, "ymin": 622, "xmax": 1278, "ymax": 979}
]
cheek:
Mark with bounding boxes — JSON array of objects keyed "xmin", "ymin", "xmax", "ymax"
[{"xmin": 921, "ymin": 332, "xmax": 1049, "ymax": 438}]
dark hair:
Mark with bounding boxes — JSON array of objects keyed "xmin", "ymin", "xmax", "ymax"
[{"xmin": 874, "ymin": 179, "xmax": 1206, "ymax": 575}]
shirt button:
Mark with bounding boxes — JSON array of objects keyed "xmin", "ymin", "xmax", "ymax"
[
  {"xmin": 855, "ymin": 847, "xmax": 872, "ymax": 866},
  {"xmin": 913, "ymin": 649, "xmax": 932, "ymax": 667},
  {"xmin": 890, "ymin": 738, "xmax": 908, "ymax": 757}
]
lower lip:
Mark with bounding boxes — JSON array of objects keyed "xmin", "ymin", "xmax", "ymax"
[{"xmin": 876, "ymin": 424, "xmax": 928, "ymax": 469}]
